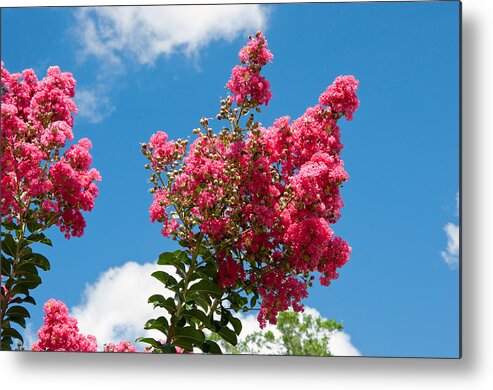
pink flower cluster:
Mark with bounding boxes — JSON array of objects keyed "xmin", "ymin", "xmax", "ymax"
[
  {"xmin": 319, "ymin": 75, "xmax": 360, "ymax": 121},
  {"xmin": 103, "ymin": 341, "xmax": 137, "ymax": 353},
  {"xmin": 144, "ymin": 33, "xmax": 359, "ymax": 328},
  {"xmin": 31, "ymin": 299, "xmax": 97, "ymax": 352},
  {"xmin": 32, "ymin": 299, "xmax": 137, "ymax": 352},
  {"xmin": 226, "ymin": 32, "xmax": 272, "ymax": 106},
  {"xmin": 239, "ymin": 31, "xmax": 273, "ymax": 67},
  {"xmin": 1, "ymin": 63, "xmax": 101, "ymax": 238}
]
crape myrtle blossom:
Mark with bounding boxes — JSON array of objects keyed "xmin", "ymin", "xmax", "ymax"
[
  {"xmin": 32, "ymin": 299, "xmax": 137, "ymax": 352},
  {"xmin": 1, "ymin": 63, "xmax": 101, "ymax": 350},
  {"xmin": 31, "ymin": 299, "xmax": 98, "ymax": 352},
  {"xmin": 1, "ymin": 63, "xmax": 101, "ymax": 238},
  {"xmin": 142, "ymin": 32, "xmax": 359, "ymax": 328}
]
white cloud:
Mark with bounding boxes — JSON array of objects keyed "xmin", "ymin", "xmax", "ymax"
[
  {"xmin": 75, "ymin": 87, "xmax": 115, "ymax": 124},
  {"xmin": 75, "ymin": 5, "xmax": 270, "ymax": 67},
  {"xmin": 441, "ymin": 222, "xmax": 460, "ymax": 268},
  {"xmin": 328, "ymin": 330, "xmax": 361, "ymax": 356},
  {"xmin": 71, "ymin": 261, "xmax": 177, "ymax": 349},
  {"xmin": 441, "ymin": 192, "xmax": 460, "ymax": 269}
]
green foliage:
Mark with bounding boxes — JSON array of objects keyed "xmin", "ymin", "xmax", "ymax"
[
  {"xmin": 210, "ymin": 311, "xmax": 344, "ymax": 356},
  {"xmin": 1, "ymin": 218, "xmax": 52, "ymax": 350},
  {"xmin": 138, "ymin": 246, "xmax": 243, "ymax": 354}
]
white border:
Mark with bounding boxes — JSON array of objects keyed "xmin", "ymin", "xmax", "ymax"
[{"xmin": 2, "ymin": 1, "xmax": 492, "ymax": 389}]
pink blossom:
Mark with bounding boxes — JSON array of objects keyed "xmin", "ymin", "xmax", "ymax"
[
  {"xmin": 1, "ymin": 63, "xmax": 100, "ymax": 238},
  {"xmin": 319, "ymin": 75, "xmax": 360, "ymax": 121},
  {"xmin": 104, "ymin": 341, "xmax": 137, "ymax": 353},
  {"xmin": 226, "ymin": 65, "xmax": 272, "ymax": 106},
  {"xmin": 239, "ymin": 31, "xmax": 274, "ymax": 67},
  {"xmin": 31, "ymin": 299, "xmax": 97, "ymax": 352}
]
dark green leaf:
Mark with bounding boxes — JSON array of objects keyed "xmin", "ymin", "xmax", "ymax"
[
  {"xmin": 135, "ymin": 337, "xmax": 162, "ymax": 349},
  {"xmin": 2, "ymin": 328, "xmax": 24, "ymax": 342},
  {"xmin": 228, "ymin": 314, "xmax": 242, "ymax": 336},
  {"xmin": 2, "ymin": 221, "xmax": 18, "ymax": 231},
  {"xmin": 4, "ymin": 315, "xmax": 26, "ymax": 329},
  {"xmin": 157, "ymin": 252, "xmax": 179, "ymax": 266},
  {"xmin": 9, "ymin": 295, "xmax": 36, "ymax": 306},
  {"xmin": 151, "ymin": 271, "xmax": 177, "ymax": 288},
  {"xmin": 5, "ymin": 306, "xmax": 30, "ymax": 319},
  {"xmin": 182, "ymin": 309, "xmax": 213, "ymax": 330},
  {"xmin": 26, "ymin": 219, "xmax": 43, "ymax": 233},
  {"xmin": 148, "ymin": 294, "xmax": 176, "ymax": 313},
  {"xmin": 19, "ymin": 246, "xmax": 33, "ymax": 260},
  {"xmin": 16, "ymin": 263, "xmax": 39, "ymax": 276},
  {"xmin": 16, "ymin": 276, "xmax": 42, "ymax": 289},
  {"xmin": 144, "ymin": 316, "xmax": 169, "ymax": 335},
  {"xmin": 10, "ymin": 284, "xmax": 29, "ymax": 297},
  {"xmin": 217, "ymin": 326, "xmax": 237, "ymax": 346},
  {"xmin": 1, "ymin": 234, "xmax": 16, "ymax": 257},
  {"xmin": 187, "ymin": 279, "xmax": 223, "ymax": 299},
  {"xmin": 1, "ymin": 339, "xmax": 13, "ymax": 351},
  {"xmin": 27, "ymin": 233, "xmax": 52, "ymax": 247},
  {"xmin": 29, "ymin": 253, "xmax": 51, "ymax": 271},
  {"xmin": 173, "ymin": 326, "xmax": 205, "ymax": 346},
  {"xmin": 193, "ymin": 294, "xmax": 212, "ymax": 312},
  {"xmin": 201, "ymin": 340, "xmax": 222, "ymax": 354},
  {"xmin": 1, "ymin": 255, "xmax": 12, "ymax": 276}
]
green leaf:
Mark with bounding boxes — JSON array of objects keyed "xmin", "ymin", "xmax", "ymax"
[
  {"xmin": 19, "ymin": 246, "xmax": 33, "ymax": 260},
  {"xmin": 228, "ymin": 314, "xmax": 242, "ymax": 336},
  {"xmin": 26, "ymin": 233, "xmax": 52, "ymax": 246},
  {"xmin": 201, "ymin": 340, "xmax": 223, "ymax": 354},
  {"xmin": 5, "ymin": 316, "xmax": 26, "ymax": 329},
  {"xmin": 2, "ymin": 221, "xmax": 18, "ymax": 231},
  {"xmin": 135, "ymin": 337, "xmax": 162, "ymax": 349},
  {"xmin": 26, "ymin": 220, "xmax": 42, "ymax": 233},
  {"xmin": 16, "ymin": 263, "xmax": 39, "ymax": 276},
  {"xmin": 30, "ymin": 253, "xmax": 51, "ymax": 271},
  {"xmin": 1, "ymin": 234, "xmax": 16, "ymax": 257},
  {"xmin": 16, "ymin": 275, "xmax": 42, "ymax": 289},
  {"xmin": 192, "ymin": 294, "xmax": 212, "ymax": 312},
  {"xmin": 151, "ymin": 271, "xmax": 178, "ymax": 288},
  {"xmin": 187, "ymin": 279, "xmax": 223, "ymax": 299},
  {"xmin": 10, "ymin": 284, "xmax": 29, "ymax": 297},
  {"xmin": 2, "ymin": 328, "xmax": 24, "ymax": 342},
  {"xmin": 1, "ymin": 339, "xmax": 13, "ymax": 351},
  {"xmin": 9, "ymin": 296, "xmax": 36, "ymax": 306},
  {"xmin": 173, "ymin": 326, "xmax": 205, "ymax": 346},
  {"xmin": 1, "ymin": 255, "xmax": 12, "ymax": 276},
  {"xmin": 148, "ymin": 294, "xmax": 176, "ymax": 313},
  {"xmin": 144, "ymin": 317, "xmax": 169, "ymax": 335},
  {"xmin": 5, "ymin": 306, "xmax": 30, "ymax": 319},
  {"xmin": 182, "ymin": 309, "xmax": 213, "ymax": 330},
  {"xmin": 217, "ymin": 326, "xmax": 237, "ymax": 346},
  {"xmin": 157, "ymin": 252, "xmax": 179, "ymax": 266}
]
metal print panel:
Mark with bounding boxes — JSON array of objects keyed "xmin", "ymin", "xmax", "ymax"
[{"xmin": 0, "ymin": 1, "xmax": 460, "ymax": 358}]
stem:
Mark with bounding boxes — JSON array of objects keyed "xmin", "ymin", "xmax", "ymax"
[
  {"xmin": 0, "ymin": 217, "xmax": 27, "ymax": 347},
  {"xmin": 165, "ymin": 233, "xmax": 204, "ymax": 345}
]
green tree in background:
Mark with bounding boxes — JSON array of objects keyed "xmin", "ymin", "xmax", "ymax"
[{"xmin": 211, "ymin": 311, "xmax": 344, "ymax": 356}]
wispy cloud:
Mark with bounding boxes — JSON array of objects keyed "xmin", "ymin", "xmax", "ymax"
[
  {"xmin": 75, "ymin": 5, "xmax": 270, "ymax": 67},
  {"xmin": 441, "ymin": 192, "xmax": 460, "ymax": 269},
  {"xmin": 75, "ymin": 87, "xmax": 115, "ymax": 124}
]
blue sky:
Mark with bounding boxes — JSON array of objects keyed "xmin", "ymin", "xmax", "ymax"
[{"xmin": 1, "ymin": 1, "xmax": 460, "ymax": 357}]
